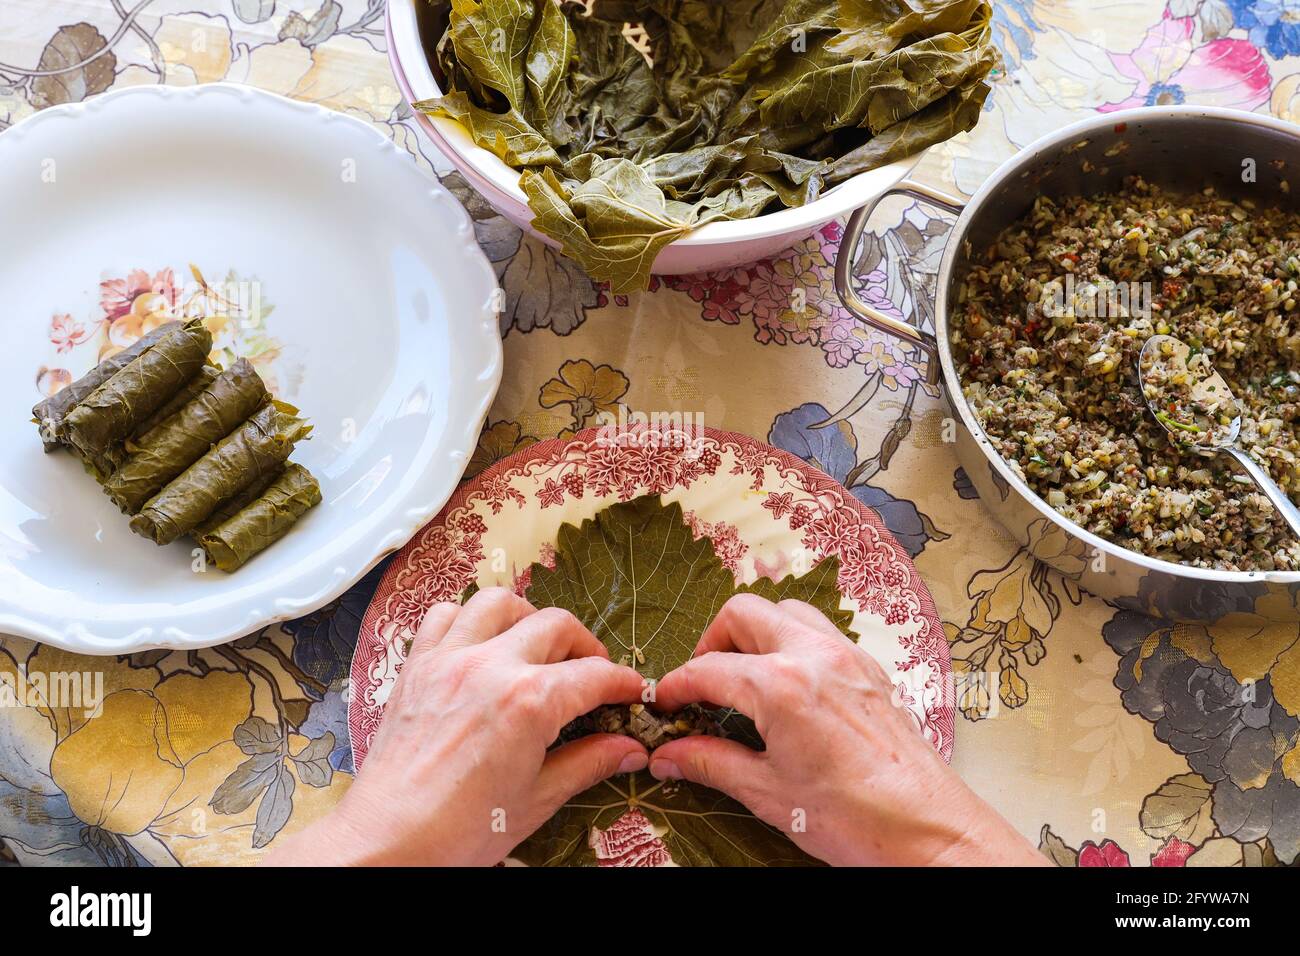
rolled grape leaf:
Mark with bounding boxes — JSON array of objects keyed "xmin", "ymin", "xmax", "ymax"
[
  {"xmin": 67, "ymin": 366, "xmax": 220, "ymax": 484},
  {"xmin": 129, "ymin": 404, "xmax": 310, "ymax": 546},
  {"xmin": 130, "ymin": 364, "xmax": 221, "ymax": 443},
  {"xmin": 196, "ymin": 463, "xmax": 321, "ymax": 572},
  {"xmin": 62, "ymin": 319, "xmax": 213, "ymax": 461},
  {"xmin": 194, "ymin": 465, "xmax": 283, "ymax": 535},
  {"xmin": 515, "ymin": 494, "xmax": 855, "ymax": 866},
  {"xmin": 103, "ymin": 359, "xmax": 271, "ymax": 514},
  {"xmin": 32, "ymin": 320, "xmax": 181, "ymax": 451}
]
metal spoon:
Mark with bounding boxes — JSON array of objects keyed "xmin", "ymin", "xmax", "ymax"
[{"xmin": 1139, "ymin": 333, "xmax": 1300, "ymax": 538}]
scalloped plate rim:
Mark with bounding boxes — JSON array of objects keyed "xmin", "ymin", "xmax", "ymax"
[{"xmin": 0, "ymin": 83, "xmax": 504, "ymax": 654}]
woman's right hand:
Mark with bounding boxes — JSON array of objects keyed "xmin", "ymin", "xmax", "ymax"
[{"xmin": 649, "ymin": 594, "xmax": 1048, "ymax": 867}]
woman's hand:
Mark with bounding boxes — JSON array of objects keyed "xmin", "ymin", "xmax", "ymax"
[
  {"xmin": 266, "ymin": 588, "xmax": 649, "ymax": 866},
  {"xmin": 649, "ymin": 594, "xmax": 1048, "ymax": 867}
]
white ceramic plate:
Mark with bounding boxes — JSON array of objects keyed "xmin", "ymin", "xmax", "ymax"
[
  {"xmin": 386, "ymin": 0, "xmax": 918, "ymax": 275},
  {"xmin": 0, "ymin": 83, "xmax": 502, "ymax": 655}
]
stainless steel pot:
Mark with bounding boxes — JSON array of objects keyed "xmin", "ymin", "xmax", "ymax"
[{"xmin": 835, "ymin": 106, "xmax": 1300, "ymax": 625}]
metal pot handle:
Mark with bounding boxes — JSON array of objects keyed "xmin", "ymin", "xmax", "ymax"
[{"xmin": 834, "ymin": 178, "xmax": 967, "ymax": 385}]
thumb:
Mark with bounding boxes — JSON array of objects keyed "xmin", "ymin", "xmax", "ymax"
[
  {"xmin": 648, "ymin": 736, "xmax": 774, "ymax": 816},
  {"xmin": 535, "ymin": 734, "xmax": 648, "ymax": 808}
]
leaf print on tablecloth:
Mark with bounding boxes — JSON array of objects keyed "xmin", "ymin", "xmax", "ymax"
[
  {"xmin": 1204, "ymin": 593, "xmax": 1300, "ymax": 719},
  {"xmin": 466, "ymin": 420, "xmax": 538, "ymax": 479},
  {"xmin": 437, "ymin": 171, "xmax": 603, "ymax": 335},
  {"xmin": 233, "ymin": 0, "xmax": 277, "ymax": 25},
  {"xmin": 289, "ymin": 733, "xmax": 336, "ymax": 789},
  {"xmin": 1103, "ymin": 609, "xmax": 1300, "ymax": 863},
  {"xmin": 1141, "ymin": 773, "xmax": 1217, "ymax": 845},
  {"xmin": 30, "ymin": 23, "xmax": 117, "ymax": 109},
  {"xmin": 213, "ymin": 718, "xmax": 335, "ymax": 847},
  {"xmin": 280, "ymin": 1, "xmax": 343, "ymax": 47},
  {"xmin": 514, "ymin": 495, "xmax": 852, "ymax": 865},
  {"xmin": 1070, "ymin": 649, "xmax": 1149, "ymax": 796},
  {"xmin": 1037, "ymin": 825, "xmax": 1078, "ymax": 866}
]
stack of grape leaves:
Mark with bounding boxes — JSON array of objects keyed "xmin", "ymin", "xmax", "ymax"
[
  {"xmin": 421, "ymin": 0, "xmax": 999, "ymax": 291},
  {"xmin": 504, "ymin": 494, "xmax": 857, "ymax": 866}
]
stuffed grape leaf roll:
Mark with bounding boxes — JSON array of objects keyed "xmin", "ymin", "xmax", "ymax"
[
  {"xmin": 76, "ymin": 365, "xmax": 222, "ymax": 483},
  {"xmin": 197, "ymin": 463, "xmax": 321, "ymax": 571},
  {"xmin": 103, "ymin": 359, "xmax": 271, "ymax": 514},
  {"xmin": 32, "ymin": 320, "xmax": 181, "ymax": 451},
  {"xmin": 129, "ymin": 403, "xmax": 310, "ymax": 545},
  {"xmin": 130, "ymin": 364, "xmax": 221, "ymax": 443},
  {"xmin": 194, "ymin": 464, "xmax": 282, "ymax": 534},
  {"xmin": 63, "ymin": 319, "xmax": 213, "ymax": 461}
]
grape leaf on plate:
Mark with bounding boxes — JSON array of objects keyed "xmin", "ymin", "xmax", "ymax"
[
  {"xmin": 513, "ymin": 494, "xmax": 854, "ymax": 865},
  {"xmin": 524, "ymin": 494, "xmax": 855, "ymax": 679}
]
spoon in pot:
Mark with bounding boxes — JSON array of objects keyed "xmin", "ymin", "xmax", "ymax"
[{"xmin": 1139, "ymin": 333, "xmax": 1300, "ymax": 538}]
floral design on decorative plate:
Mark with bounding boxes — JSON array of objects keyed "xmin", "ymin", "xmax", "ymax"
[
  {"xmin": 349, "ymin": 425, "xmax": 953, "ymax": 863},
  {"xmin": 37, "ymin": 262, "xmax": 289, "ymax": 402}
]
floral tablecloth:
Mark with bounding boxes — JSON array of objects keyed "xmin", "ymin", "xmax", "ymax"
[{"xmin": 3, "ymin": 0, "xmax": 1299, "ymax": 868}]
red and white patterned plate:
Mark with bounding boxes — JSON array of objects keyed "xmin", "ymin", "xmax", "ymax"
[{"xmin": 349, "ymin": 424, "xmax": 953, "ymax": 778}]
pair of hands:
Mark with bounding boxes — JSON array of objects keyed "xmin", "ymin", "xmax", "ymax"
[{"xmin": 267, "ymin": 587, "xmax": 1045, "ymax": 867}]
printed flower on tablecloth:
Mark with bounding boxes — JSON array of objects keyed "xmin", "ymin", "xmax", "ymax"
[
  {"xmin": 539, "ymin": 360, "xmax": 630, "ymax": 438},
  {"xmin": 0, "ymin": 631, "xmax": 352, "ymax": 866},
  {"xmin": 1152, "ymin": 835, "xmax": 1197, "ymax": 865},
  {"xmin": 659, "ymin": 225, "xmax": 923, "ymax": 383},
  {"xmin": 1226, "ymin": 0, "xmax": 1300, "ymax": 58},
  {"xmin": 1079, "ymin": 839, "xmax": 1132, "ymax": 866},
  {"xmin": 1100, "ymin": 13, "xmax": 1271, "ymax": 111},
  {"xmin": 1103, "ymin": 609, "xmax": 1300, "ymax": 863},
  {"xmin": 1039, "ymin": 828, "xmax": 1190, "ymax": 867},
  {"xmin": 1039, "ymin": 819, "xmax": 1282, "ymax": 867},
  {"xmin": 944, "ymin": 520, "xmax": 1085, "ymax": 721}
]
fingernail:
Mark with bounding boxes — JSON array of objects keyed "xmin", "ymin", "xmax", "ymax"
[
  {"xmin": 618, "ymin": 751, "xmax": 648, "ymax": 774},
  {"xmin": 649, "ymin": 757, "xmax": 681, "ymax": 780}
]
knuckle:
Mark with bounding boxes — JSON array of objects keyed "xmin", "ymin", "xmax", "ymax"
[
  {"xmin": 436, "ymin": 650, "xmax": 484, "ymax": 690},
  {"xmin": 476, "ymin": 585, "xmax": 522, "ymax": 608},
  {"xmin": 765, "ymin": 654, "xmax": 813, "ymax": 704},
  {"xmin": 531, "ymin": 605, "xmax": 581, "ymax": 632},
  {"xmin": 724, "ymin": 592, "xmax": 771, "ymax": 618},
  {"xmin": 847, "ymin": 640, "xmax": 891, "ymax": 685},
  {"xmin": 776, "ymin": 598, "xmax": 815, "ymax": 616},
  {"xmin": 507, "ymin": 669, "xmax": 551, "ymax": 716}
]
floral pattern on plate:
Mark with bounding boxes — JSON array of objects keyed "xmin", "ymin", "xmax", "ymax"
[
  {"xmin": 35, "ymin": 262, "xmax": 288, "ymax": 403},
  {"xmin": 349, "ymin": 425, "xmax": 954, "ymax": 795}
]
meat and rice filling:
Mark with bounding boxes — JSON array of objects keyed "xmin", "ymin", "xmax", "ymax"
[{"xmin": 953, "ymin": 176, "xmax": 1300, "ymax": 571}]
